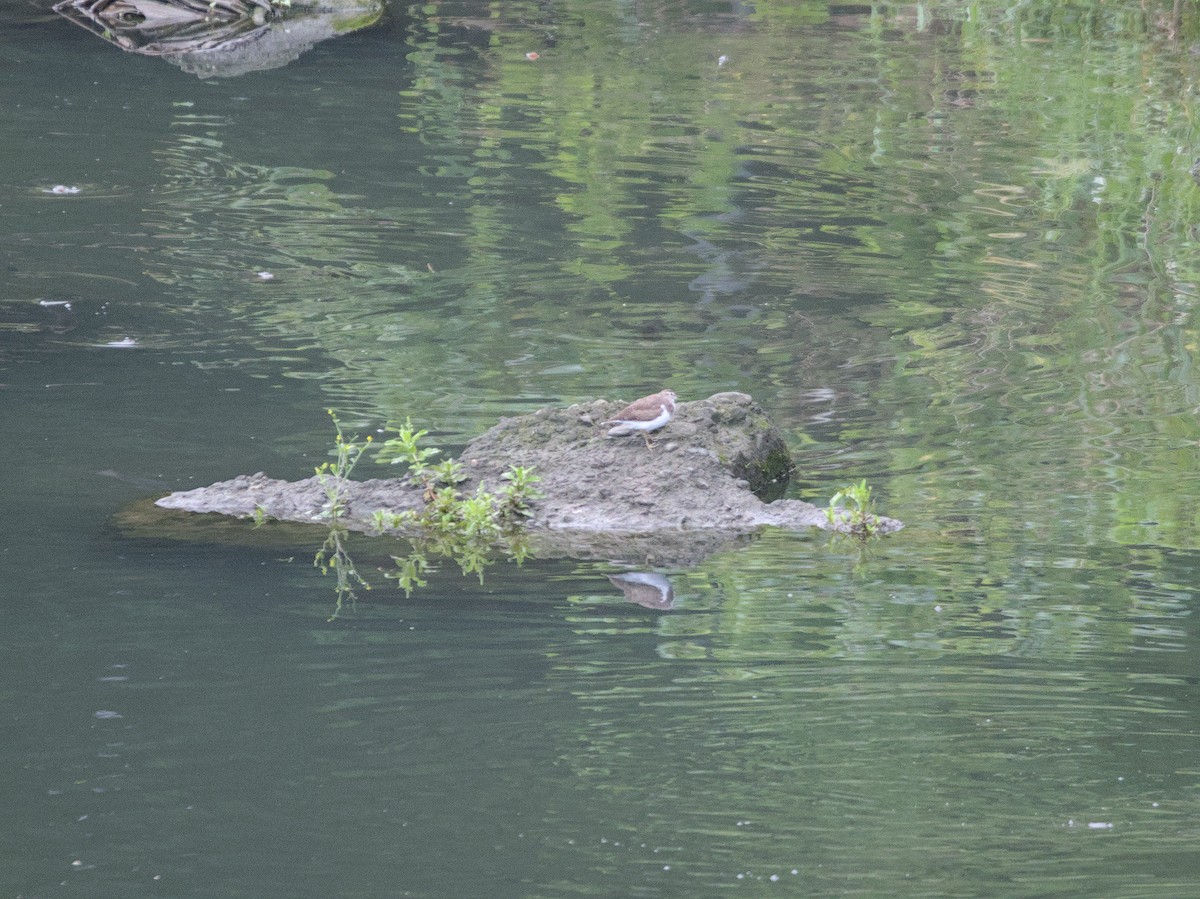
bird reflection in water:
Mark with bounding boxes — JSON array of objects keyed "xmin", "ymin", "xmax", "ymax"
[{"xmin": 606, "ymin": 572, "xmax": 675, "ymax": 610}]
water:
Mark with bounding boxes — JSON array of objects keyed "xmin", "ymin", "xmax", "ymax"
[{"xmin": 5, "ymin": 0, "xmax": 1200, "ymax": 895}]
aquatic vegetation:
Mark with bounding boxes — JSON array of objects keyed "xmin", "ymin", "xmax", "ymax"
[
  {"xmin": 313, "ymin": 410, "xmax": 371, "ymax": 522},
  {"xmin": 310, "ymin": 414, "xmax": 541, "ymax": 602},
  {"xmin": 375, "ymin": 417, "xmax": 440, "ymax": 497},
  {"xmin": 372, "ymin": 423, "xmax": 540, "ymax": 597},
  {"xmin": 825, "ymin": 479, "xmax": 881, "ymax": 540}
]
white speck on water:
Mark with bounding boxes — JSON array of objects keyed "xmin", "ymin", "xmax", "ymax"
[
  {"xmin": 1152, "ymin": 802, "xmax": 1160, "ymax": 808},
  {"xmin": 1088, "ymin": 822, "xmax": 1113, "ymax": 829},
  {"xmin": 94, "ymin": 710, "xmax": 123, "ymax": 719},
  {"xmin": 255, "ymin": 271, "xmax": 274, "ymax": 281},
  {"xmin": 934, "ymin": 604, "xmax": 943, "ymax": 612},
  {"xmin": 72, "ymin": 860, "xmax": 83, "ymax": 866},
  {"xmin": 718, "ymin": 55, "xmax": 729, "ymax": 66},
  {"xmin": 46, "ymin": 185, "xmax": 81, "ymax": 195},
  {"xmin": 662, "ymin": 865, "xmax": 670, "ymax": 871},
  {"xmin": 770, "ymin": 874, "xmax": 780, "ymax": 881},
  {"xmin": 103, "ymin": 338, "xmax": 138, "ymax": 348},
  {"xmin": 792, "ymin": 869, "xmax": 799, "ymax": 875}
]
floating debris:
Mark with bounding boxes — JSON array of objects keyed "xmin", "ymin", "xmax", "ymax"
[{"xmin": 44, "ymin": 185, "xmax": 81, "ymax": 195}]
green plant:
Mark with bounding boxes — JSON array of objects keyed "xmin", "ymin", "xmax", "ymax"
[
  {"xmin": 431, "ymin": 458, "xmax": 468, "ymax": 488},
  {"xmin": 380, "ymin": 426, "xmax": 540, "ymax": 595},
  {"xmin": 376, "ymin": 417, "xmax": 442, "ymax": 497},
  {"xmin": 384, "ymin": 477, "xmax": 536, "ymax": 596},
  {"xmin": 314, "ymin": 410, "xmax": 371, "ymax": 522},
  {"xmin": 313, "ymin": 414, "xmax": 540, "ymax": 602},
  {"xmin": 497, "ymin": 465, "xmax": 542, "ymax": 519},
  {"xmin": 370, "ymin": 508, "xmax": 414, "ymax": 532},
  {"xmin": 826, "ymin": 479, "xmax": 880, "ymax": 539}
]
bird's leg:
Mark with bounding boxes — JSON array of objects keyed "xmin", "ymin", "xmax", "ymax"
[{"xmin": 643, "ymin": 432, "xmax": 655, "ymax": 450}]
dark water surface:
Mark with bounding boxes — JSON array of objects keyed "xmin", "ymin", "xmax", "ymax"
[{"xmin": 5, "ymin": 1, "xmax": 1200, "ymax": 895}]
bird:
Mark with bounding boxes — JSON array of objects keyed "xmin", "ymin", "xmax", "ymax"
[{"xmin": 602, "ymin": 389, "xmax": 677, "ymax": 449}]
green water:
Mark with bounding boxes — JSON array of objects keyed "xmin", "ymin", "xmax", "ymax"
[{"xmin": 5, "ymin": 1, "xmax": 1200, "ymax": 895}]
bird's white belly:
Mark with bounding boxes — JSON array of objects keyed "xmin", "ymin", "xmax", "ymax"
[{"xmin": 607, "ymin": 405, "xmax": 671, "ymax": 435}]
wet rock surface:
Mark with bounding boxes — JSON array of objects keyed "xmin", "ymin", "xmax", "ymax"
[{"xmin": 152, "ymin": 392, "xmax": 901, "ymax": 565}]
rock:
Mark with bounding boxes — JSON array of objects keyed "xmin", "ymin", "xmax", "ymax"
[{"xmin": 150, "ymin": 393, "xmax": 901, "ymax": 565}]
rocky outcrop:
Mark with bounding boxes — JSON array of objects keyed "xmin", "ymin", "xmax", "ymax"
[{"xmin": 152, "ymin": 392, "xmax": 901, "ymax": 565}]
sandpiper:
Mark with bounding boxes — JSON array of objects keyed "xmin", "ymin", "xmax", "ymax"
[{"xmin": 602, "ymin": 389, "xmax": 677, "ymax": 449}]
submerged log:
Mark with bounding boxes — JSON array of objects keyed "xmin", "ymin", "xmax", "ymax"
[{"xmin": 150, "ymin": 393, "xmax": 901, "ymax": 566}]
